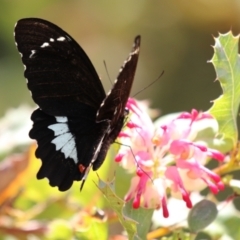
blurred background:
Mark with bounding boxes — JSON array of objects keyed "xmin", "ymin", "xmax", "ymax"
[{"xmin": 1, "ymin": 0, "xmax": 240, "ymax": 117}]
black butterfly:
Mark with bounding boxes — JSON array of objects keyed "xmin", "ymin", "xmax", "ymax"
[{"xmin": 14, "ymin": 18, "xmax": 140, "ymax": 191}]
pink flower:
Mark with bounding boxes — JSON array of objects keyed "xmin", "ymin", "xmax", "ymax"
[{"xmin": 116, "ymin": 98, "xmax": 225, "ymax": 217}]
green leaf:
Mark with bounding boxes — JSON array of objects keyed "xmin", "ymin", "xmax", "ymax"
[
  {"xmin": 188, "ymin": 200, "xmax": 218, "ymax": 233},
  {"xmin": 123, "ymin": 201, "xmax": 153, "ymax": 239},
  {"xmin": 99, "ymin": 180, "xmax": 142, "ymax": 240},
  {"xmin": 209, "ymin": 32, "xmax": 240, "ymax": 149}
]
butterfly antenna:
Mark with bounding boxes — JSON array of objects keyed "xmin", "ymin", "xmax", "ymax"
[
  {"xmin": 133, "ymin": 70, "xmax": 164, "ymax": 98},
  {"xmin": 103, "ymin": 60, "xmax": 113, "ymax": 86}
]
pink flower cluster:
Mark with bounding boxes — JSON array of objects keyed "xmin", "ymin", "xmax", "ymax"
[{"xmin": 115, "ymin": 98, "xmax": 225, "ymax": 218}]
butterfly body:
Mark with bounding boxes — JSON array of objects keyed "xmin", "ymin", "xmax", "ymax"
[{"xmin": 14, "ymin": 18, "xmax": 140, "ymax": 191}]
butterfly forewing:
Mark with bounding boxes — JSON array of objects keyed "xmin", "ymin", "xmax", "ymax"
[
  {"xmin": 92, "ymin": 36, "xmax": 141, "ymax": 171},
  {"xmin": 14, "ymin": 18, "xmax": 140, "ymax": 191},
  {"xmin": 14, "ymin": 18, "xmax": 106, "ymax": 116}
]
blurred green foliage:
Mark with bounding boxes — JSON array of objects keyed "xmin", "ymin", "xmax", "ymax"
[{"xmin": 1, "ymin": 0, "xmax": 240, "ymax": 117}]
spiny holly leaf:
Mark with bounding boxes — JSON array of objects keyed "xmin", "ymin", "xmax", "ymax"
[
  {"xmin": 97, "ymin": 178, "xmax": 139, "ymax": 240},
  {"xmin": 209, "ymin": 32, "xmax": 240, "ymax": 150}
]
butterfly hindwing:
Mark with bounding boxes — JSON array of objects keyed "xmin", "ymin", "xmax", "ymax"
[
  {"xmin": 14, "ymin": 18, "xmax": 140, "ymax": 191},
  {"xmin": 30, "ymin": 108, "xmax": 110, "ymax": 191}
]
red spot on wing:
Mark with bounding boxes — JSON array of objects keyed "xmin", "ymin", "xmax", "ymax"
[{"xmin": 78, "ymin": 164, "xmax": 86, "ymax": 173}]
